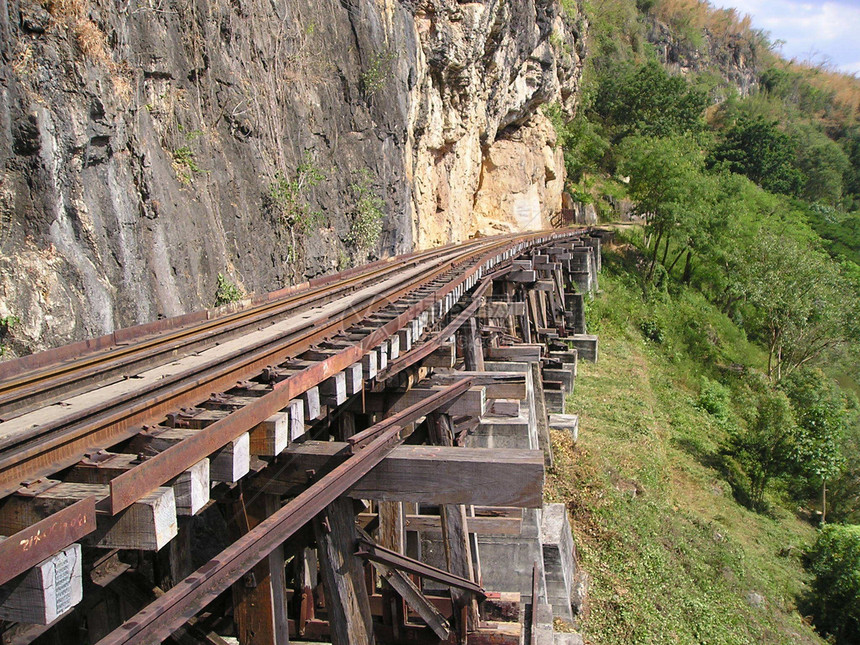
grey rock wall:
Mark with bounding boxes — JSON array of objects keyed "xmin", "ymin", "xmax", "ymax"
[{"xmin": 0, "ymin": 0, "xmax": 584, "ymax": 354}]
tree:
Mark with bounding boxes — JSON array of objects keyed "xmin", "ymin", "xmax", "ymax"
[
  {"xmin": 781, "ymin": 368, "xmax": 849, "ymax": 520},
  {"xmin": 593, "ymin": 60, "xmax": 707, "ymax": 141},
  {"xmin": 806, "ymin": 524, "xmax": 860, "ymax": 643},
  {"xmin": 725, "ymin": 390, "xmax": 798, "ymax": 510},
  {"xmin": 740, "ymin": 231, "xmax": 855, "ymax": 381},
  {"xmin": 792, "ymin": 124, "xmax": 852, "ymax": 206},
  {"xmin": 707, "ymin": 116, "xmax": 804, "ymax": 196},
  {"xmin": 617, "ymin": 135, "xmax": 710, "ymax": 282}
]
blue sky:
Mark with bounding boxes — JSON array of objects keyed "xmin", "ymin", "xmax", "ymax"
[{"xmin": 708, "ymin": 0, "xmax": 860, "ymax": 75}]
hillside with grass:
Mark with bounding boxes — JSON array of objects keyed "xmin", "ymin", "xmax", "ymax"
[
  {"xmin": 546, "ymin": 2, "xmax": 860, "ymax": 641},
  {"xmin": 547, "ymin": 236, "xmax": 831, "ymax": 643}
]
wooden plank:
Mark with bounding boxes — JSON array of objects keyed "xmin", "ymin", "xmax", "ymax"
[
  {"xmin": 422, "ymin": 343, "xmax": 455, "ymax": 368},
  {"xmin": 377, "ymin": 502, "xmax": 404, "ymax": 554},
  {"xmin": 0, "ymin": 482, "xmax": 177, "ymax": 551},
  {"xmin": 428, "ymin": 414, "xmax": 478, "ymax": 638},
  {"xmin": 530, "ymin": 362, "xmax": 554, "ymax": 470},
  {"xmin": 131, "ymin": 426, "xmax": 250, "ymax": 483},
  {"xmin": 485, "ymin": 345, "xmax": 542, "ymax": 363},
  {"xmin": 507, "ymin": 270, "xmax": 537, "ymax": 283},
  {"xmin": 250, "ymin": 411, "xmax": 290, "ymax": 457},
  {"xmin": 256, "ymin": 443, "xmax": 544, "ymax": 507},
  {"xmin": 319, "ymin": 372, "xmax": 347, "ymax": 407},
  {"xmin": 478, "ymin": 302, "xmax": 526, "ymax": 318},
  {"xmin": 67, "ymin": 452, "xmax": 209, "ymax": 517},
  {"xmin": 230, "ymin": 493, "xmax": 287, "ymax": 645},
  {"xmin": 313, "ymin": 498, "xmax": 373, "ymax": 645},
  {"xmin": 300, "ymin": 387, "xmax": 322, "ymax": 421},
  {"xmin": 428, "ymin": 372, "xmax": 527, "ymax": 400},
  {"xmin": 0, "ymin": 543, "xmax": 82, "ymax": 624},
  {"xmin": 287, "ymin": 399, "xmax": 305, "ymax": 442},
  {"xmin": 345, "ymin": 363, "xmax": 363, "ymax": 395},
  {"xmin": 461, "ymin": 317, "xmax": 485, "ymax": 372},
  {"xmin": 402, "ymin": 514, "xmax": 521, "ymax": 536}
]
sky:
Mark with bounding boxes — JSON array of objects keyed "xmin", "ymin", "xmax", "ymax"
[{"xmin": 708, "ymin": 0, "xmax": 860, "ymax": 75}]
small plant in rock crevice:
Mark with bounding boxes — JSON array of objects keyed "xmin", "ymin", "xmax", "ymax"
[
  {"xmin": 360, "ymin": 50, "xmax": 396, "ymax": 98},
  {"xmin": 346, "ymin": 169, "xmax": 384, "ymax": 259},
  {"xmin": 0, "ymin": 314, "xmax": 20, "ymax": 357},
  {"xmin": 214, "ymin": 273, "xmax": 243, "ymax": 306}
]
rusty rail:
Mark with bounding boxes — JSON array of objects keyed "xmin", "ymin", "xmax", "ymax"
[{"xmin": 96, "ymin": 380, "xmax": 472, "ymax": 645}]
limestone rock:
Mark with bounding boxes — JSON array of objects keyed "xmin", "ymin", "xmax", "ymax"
[{"xmin": 0, "ymin": 0, "xmax": 584, "ymax": 353}]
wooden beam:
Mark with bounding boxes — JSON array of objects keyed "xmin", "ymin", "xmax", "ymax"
[
  {"xmin": 367, "ymin": 558, "xmax": 450, "ymax": 641},
  {"xmin": 351, "ymin": 386, "xmax": 486, "ymax": 418},
  {"xmin": 485, "ymin": 345, "xmax": 542, "ymax": 363},
  {"xmin": 0, "ymin": 481, "xmax": 176, "ymax": 551},
  {"xmin": 230, "ymin": 492, "xmax": 288, "ymax": 645},
  {"xmin": 422, "ymin": 343, "xmax": 455, "ymax": 368},
  {"xmin": 0, "ymin": 543, "xmax": 82, "ymax": 624},
  {"xmin": 461, "ymin": 318, "xmax": 485, "ymax": 372},
  {"xmin": 130, "ymin": 426, "xmax": 249, "ymax": 484},
  {"xmin": 428, "ymin": 372, "xmax": 527, "ymax": 400},
  {"xmin": 256, "ymin": 443, "xmax": 544, "ymax": 507},
  {"xmin": 67, "ymin": 452, "xmax": 209, "ymax": 516},
  {"xmin": 313, "ymin": 498, "xmax": 374, "ymax": 645}
]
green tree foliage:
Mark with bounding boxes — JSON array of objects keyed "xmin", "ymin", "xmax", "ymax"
[
  {"xmin": 793, "ymin": 124, "xmax": 852, "ymax": 206},
  {"xmin": 739, "ymin": 232, "xmax": 855, "ymax": 381},
  {"xmin": 707, "ymin": 116, "xmax": 805, "ymax": 196},
  {"xmin": 781, "ymin": 369, "xmax": 850, "ymax": 517},
  {"xmin": 724, "ymin": 390, "xmax": 798, "ymax": 509},
  {"xmin": 806, "ymin": 524, "xmax": 860, "ymax": 643},
  {"xmin": 544, "ymin": 104, "xmax": 610, "ymax": 182},
  {"xmin": 617, "ymin": 134, "xmax": 711, "ymax": 281},
  {"xmin": 593, "ymin": 60, "xmax": 708, "ymax": 141}
]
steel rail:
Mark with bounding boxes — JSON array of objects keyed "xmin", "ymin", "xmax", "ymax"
[
  {"xmin": 96, "ymin": 380, "xmax": 473, "ymax": 645},
  {"xmin": 0, "ymin": 240, "xmax": 501, "ymax": 498},
  {"xmin": 104, "ymin": 232, "xmax": 570, "ymax": 512},
  {"xmin": 104, "ymin": 235, "xmax": 520, "ymax": 511},
  {"xmin": 0, "ymin": 239, "xmax": 493, "ymax": 418}
]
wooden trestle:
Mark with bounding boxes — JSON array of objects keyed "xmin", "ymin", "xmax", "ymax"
[{"xmin": 0, "ymin": 228, "xmax": 609, "ymax": 645}]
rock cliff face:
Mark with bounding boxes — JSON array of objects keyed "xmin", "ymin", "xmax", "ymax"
[
  {"xmin": 0, "ymin": 0, "xmax": 583, "ymax": 354},
  {"xmin": 647, "ymin": 19, "xmax": 760, "ymax": 97}
]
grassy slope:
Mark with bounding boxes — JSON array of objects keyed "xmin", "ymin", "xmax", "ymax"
[{"xmin": 546, "ymin": 242, "xmax": 824, "ymax": 644}]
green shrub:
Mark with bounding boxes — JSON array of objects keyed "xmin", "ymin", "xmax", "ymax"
[
  {"xmin": 214, "ymin": 273, "xmax": 243, "ymax": 306},
  {"xmin": 806, "ymin": 524, "xmax": 860, "ymax": 643},
  {"xmin": 360, "ymin": 50, "xmax": 395, "ymax": 98},
  {"xmin": 697, "ymin": 376, "xmax": 731, "ymax": 421},
  {"xmin": 267, "ymin": 150, "xmax": 327, "ymax": 234},
  {"xmin": 346, "ymin": 170, "xmax": 384, "ymax": 258},
  {"xmin": 639, "ymin": 319, "xmax": 664, "ymax": 344}
]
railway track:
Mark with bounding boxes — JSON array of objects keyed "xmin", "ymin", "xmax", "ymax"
[{"xmin": 0, "ymin": 227, "xmax": 603, "ymax": 645}]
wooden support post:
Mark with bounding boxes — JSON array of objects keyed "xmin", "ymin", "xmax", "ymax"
[
  {"xmin": 365, "ymin": 556, "xmax": 451, "ymax": 641},
  {"xmin": 461, "ymin": 317, "xmax": 485, "ymax": 372},
  {"xmin": 313, "ymin": 498, "xmax": 374, "ymax": 645},
  {"xmin": 230, "ymin": 491, "xmax": 289, "ymax": 645},
  {"xmin": 337, "ymin": 410, "xmax": 357, "ymax": 441},
  {"xmin": 428, "ymin": 414, "xmax": 478, "ymax": 640},
  {"xmin": 377, "ymin": 502, "xmax": 404, "ymax": 554}
]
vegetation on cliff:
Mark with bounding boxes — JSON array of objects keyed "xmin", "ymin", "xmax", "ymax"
[{"xmin": 550, "ymin": 0, "xmax": 860, "ymax": 642}]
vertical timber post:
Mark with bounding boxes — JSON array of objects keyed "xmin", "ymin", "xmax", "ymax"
[
  {"xmin": 313, "ymin": 497, "xmax": 375, "ymax": 645},
  {"xmin": 428, "ymin": 413, "xmax": 479, "ymax": 642}
]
